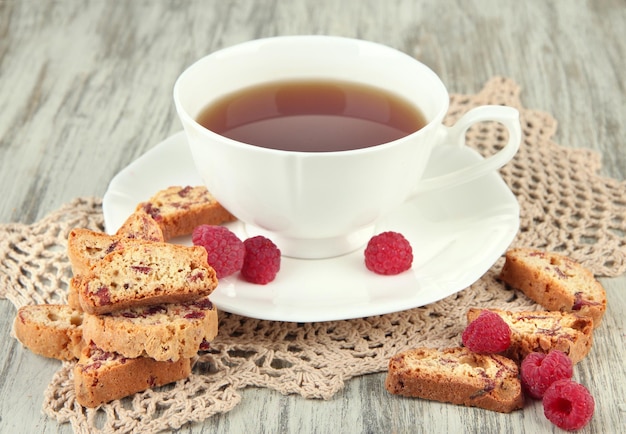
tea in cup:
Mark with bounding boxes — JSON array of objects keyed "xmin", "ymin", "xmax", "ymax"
[{"xmin": 174, "ymin": 36, "xmax": 521, "ymax": 259}]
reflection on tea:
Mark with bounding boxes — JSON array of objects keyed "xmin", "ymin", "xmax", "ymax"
[{"xmin": 196, "ymin": 80, "xmax": 427, "ymax": 152}]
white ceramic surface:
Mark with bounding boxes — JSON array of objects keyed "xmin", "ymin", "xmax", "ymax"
[
  {"xmin": 102, "ymin": 132, "xmax": 519, "ymax": 322},
  {"xmin": 174, "ymin": 36, "xmax": 521, "ymax": 258}
]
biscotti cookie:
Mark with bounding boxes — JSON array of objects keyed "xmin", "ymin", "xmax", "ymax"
[
  {"xmin": 13, "ymin": 304, "xmax": 85, "ymax": 360},
  {"xmin": 466, "ymin": 307, "xmax": 593, "ymax": 364},
  {"xmin": 73, "ymin": 342, "xmax": 192, "ymax": 407},
  {"xmin": 137, "ymin": 185, "xmax": 236, "ymax": 240},
  {"xmin": 499, "ymin": 248, "xmax": 607, "ymax": 328},
  {"xmin": 385, "ymin": 347, "xmax": 524, "ymax": 413},
  {"xmin": 82, "ymin": 297, "xmax": 218, "ymax": 362},
  {"xmin": 115, "ymin": 209, "xmax": 165, "ymax": 242},
  {"xmin": 76, "ymin": 242, "xmax": 218, "ymax": 315}
]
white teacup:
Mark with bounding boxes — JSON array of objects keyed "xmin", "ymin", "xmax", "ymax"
[{"xmin": 174, "ymin": 36, "xmax": 521, "ymax": 259}]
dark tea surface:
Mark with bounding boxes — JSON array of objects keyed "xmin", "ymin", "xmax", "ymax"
[{"xmin": 196, "ymin": 80, "xmax": 427, "ymax": 152}]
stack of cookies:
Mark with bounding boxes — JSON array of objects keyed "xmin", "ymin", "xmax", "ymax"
[{"xmin": 13, "ymin": 186, "xmax": 234, "ymax": 407}]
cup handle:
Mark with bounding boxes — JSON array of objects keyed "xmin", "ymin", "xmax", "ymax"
[{"xmin": 415, "ymin": 105, "xmax": 521, "ymax": 194}]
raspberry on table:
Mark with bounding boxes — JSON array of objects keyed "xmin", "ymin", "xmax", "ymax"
[
  {"xmin": 241, "ymin": 236, "xmax": 281, "ymax": 284},
  {"xmin": 520, "ymin": 350, "xmax": 573, "ymax": 400},
  {"xmin": 364, "ymin": 231, "xmax": 413, "ymax": 275},
  {"xmin": 543, "ymin": 379, "xmax": 595, "ymax": 431},
  {"xmin": 192, "ymin": 225, "xmax": 245, "ymax": 279},
  {"xmin": 461, "ymin": 310, "xmax": 511, "ymax": 354}
]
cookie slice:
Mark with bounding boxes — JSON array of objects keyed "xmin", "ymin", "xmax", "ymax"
[
  {"xmin": 13, "ymin": 304, "xmax": 85, "ymax": 360},
  {"xmin": 115, "ymin": 209, "xmax": 165, "ymax": 242},
  {"xmin": 499, "ymin": 248, "xmax": 606, "ymax": 328},
  {"xmin": 82, "ymin": 297, "xmax": 218, "ymax": 362},
  {"xmin": 137, "ymin": 185, "xmax": 236, "ymax": 240},
  {"xmin": 385, "ymin": 347, "xmax": 524, "ymax": 413},
  {"xmin": 75, "ymin": 242, "xmax": 217, "ymax": 314},
  {"xmin": 73, "ymin": 342, "xmax": 192, "ymax": 407}
]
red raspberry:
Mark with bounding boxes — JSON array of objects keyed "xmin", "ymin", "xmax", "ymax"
[
  {"xmin": 461, "ymin": 310, "xmax": 511, "ymax": 354},
  {"xmin": 241, "ymin": 236, "xmax": 281, "ymax": 284},
  {"xmin": 364, "ymin": 231, "xmax": 413, "ymax": 275},
  {"xmin": 520, "ymin": 350, "xmax": 573, "ymax": 399},
  {"xmin": 192, "ymin": 225, "xmax": 244, "ymax": 279},
  {"xmin": 543, "ymin": 379, "xmax": 594, "ymax": 431}
]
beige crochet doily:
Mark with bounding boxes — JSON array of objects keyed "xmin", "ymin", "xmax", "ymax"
[{"xmin": 1, "ymin": 77, "xmax": 625, "ymax": 434}]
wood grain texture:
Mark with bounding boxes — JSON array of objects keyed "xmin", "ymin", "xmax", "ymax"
[{"xmin": 1, "ymin": 0, "xmax": 624, "ymax": 433}]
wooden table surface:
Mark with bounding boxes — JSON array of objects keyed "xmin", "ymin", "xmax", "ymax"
[{"xmin": 1, "ymin": 1, "xmax": 624, "ymax": 433}]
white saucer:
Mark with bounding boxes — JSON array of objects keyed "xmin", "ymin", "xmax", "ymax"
[{"xmin": 102, "ymin": 132, "xmax": 519, "ymax": 322}]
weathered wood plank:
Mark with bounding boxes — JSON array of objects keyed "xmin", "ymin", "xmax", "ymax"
[{"xmin": 0, "ymin": 1, "xmax": 624, "ymax": 433}]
